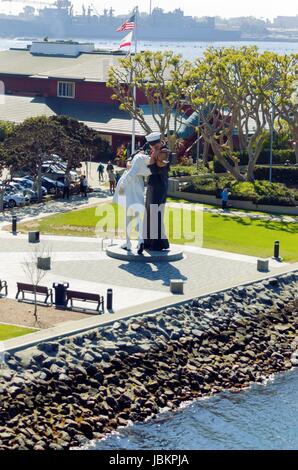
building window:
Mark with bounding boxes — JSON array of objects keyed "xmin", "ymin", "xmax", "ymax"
[{"xmin": 57, "ymin": 81, "xmax": 75, "ymax": 98}]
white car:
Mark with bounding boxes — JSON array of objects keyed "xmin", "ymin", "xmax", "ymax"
[{"xmin": 3, "ymin": 190, "xmax": 26, "ymax": 208}]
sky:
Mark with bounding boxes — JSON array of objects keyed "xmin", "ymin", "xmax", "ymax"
[{"xmin": 0, "ymin": 0, "xmax": 297, "ymax": 20}]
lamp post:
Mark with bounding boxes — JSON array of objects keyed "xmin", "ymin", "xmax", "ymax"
[
  {"xmin": 269, "ymin": 98, "xmax": 275, "ymax": 184},
  {"xmin": 196, "ymin": 128, "xmax": 200, "ymax": 167}
]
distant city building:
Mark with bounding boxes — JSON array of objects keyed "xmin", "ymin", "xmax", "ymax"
[
  {"xmin": 273, "ymin": 16, "xmax": 298, "ymax": 29},
  {"xmin": 0, "ymin": 3, "xmax": 241, "ymax": 41}
]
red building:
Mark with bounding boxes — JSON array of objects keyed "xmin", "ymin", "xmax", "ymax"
[{"xmin": 0, "ymin": 41, "xmax": 155, "ymax": 151}]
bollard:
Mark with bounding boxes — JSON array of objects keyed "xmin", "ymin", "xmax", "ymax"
[
  {"xmin": 107, "ymin": 288, "xmax": 113, "ymax": 311},
  {"xmin": 12, "ymin": 215, "xmax": 17, "ymax": 235},
  {"xmin": 273, "ymin": 241, "xmax": 283, "ymax": 262},
  {"xmin": 274, "ymin": 241, "xmax": 280, "ymax": 259}
]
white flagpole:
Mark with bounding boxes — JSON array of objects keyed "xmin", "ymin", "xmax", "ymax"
[{"xmin": 131, "ymin": 8, "xmax": 138, "ymax": 154}]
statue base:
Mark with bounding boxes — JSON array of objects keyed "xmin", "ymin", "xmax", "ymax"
[{"xmin": 106, "ymin": 242, "xmax": 184, "ymax": 263}]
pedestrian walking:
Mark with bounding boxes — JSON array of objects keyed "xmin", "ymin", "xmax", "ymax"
[
  {"xmin": 108, "ymin": 169, "xmax": 116, "ymax": 195},
  {"xmin": 221, "ymin": 187, "xmax": 230, "ymax": 210},
  {"xmin": 106, "ymin": 160, "xmax": 114, "ymax": 177},
  {"xmin": 63, "ymin": 173, "xmax": 71, "ymax": 200},
  {"xmin": 80, "ymin": 175, "xmax": 88, "ymax": 198},
  {"xmin": 97, "ymin": 162, "xmax": 105, "ymax": 182}
]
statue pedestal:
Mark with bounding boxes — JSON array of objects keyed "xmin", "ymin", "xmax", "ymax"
[{"xmin": 106, "ymin": 242, "xmax": 184, "ymax": 263}]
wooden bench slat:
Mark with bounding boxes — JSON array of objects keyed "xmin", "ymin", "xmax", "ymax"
[
  {"xmin": 66, "ymin": 290, "xmax": 104, "ymax": 313},
  {"xmin": 66, "ymin": 290, "xmax": 100, "ymax": 302},
  {"xmin": 17, "ymin": 283, "xmax": 49, "ymax": 295},
  {"xmin": 16, "ymin": 282, "xmax": 52, "ymax": 305}
]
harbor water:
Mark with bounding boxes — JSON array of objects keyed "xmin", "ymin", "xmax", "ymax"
[
  {"xmin": 1, "ymin": 38, "xmax": 298, "ymax": 60},
  {"xmin": 89, "ymin": 369, "xmax": 298, "ymax": 450}
]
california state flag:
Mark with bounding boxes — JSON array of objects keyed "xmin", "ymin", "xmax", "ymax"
[{"xmin": 119, "ymin": 31, "xmax": 133, "ymax": 49}]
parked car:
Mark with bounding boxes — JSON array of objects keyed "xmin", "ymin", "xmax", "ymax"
[
  {"xmin": 12, "ymin": 178, "xmax": 47, "ymax": 196},
  {"xmin": 3, "ymin": 189, "xmax": 26, "ymax": 208},
  {"xmin": 41, "ymin": 176, "xmax": 65, "ymax": 193},
  {"xmin": 41, "ymin": 164, "xmax": 65, "ymax": 180},
  {"xmin": 42, "ymin": 160, "xmax": 79, "ymax": 183}
]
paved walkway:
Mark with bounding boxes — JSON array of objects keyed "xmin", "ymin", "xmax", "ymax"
[
  {"xmin": 1, "ymin": 229, "xmax": 297, "ymax": 353},
  {"xmin": 0, "ymin": 230, "xmax": 295, "ymax": 313}
]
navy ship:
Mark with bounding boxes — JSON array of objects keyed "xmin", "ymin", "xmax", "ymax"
[{"xmin": 0, "ymin": 1, "xmax": 242, "ymax": 41}]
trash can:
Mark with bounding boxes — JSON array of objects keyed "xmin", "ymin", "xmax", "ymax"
[
  {"xmin": 29, "ymin": 231, "xmax": 40, "ymax": 243},
  {"xmin": 53, "ymin": 282, "xmax": 69, "ymax": 309},
  {"xmin": 107, "ymin": 288, "xmax": 113, "ymax": 311}
]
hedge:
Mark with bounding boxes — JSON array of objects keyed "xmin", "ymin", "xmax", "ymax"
[
  {"xmin": 183, "ymin": 176, "xmax": 298, "ymax": 206},
  {"xmin": 255, "ymin": 166, "xmax": 298, "ymax": 186},
  {"xmin": 214, "ymin": 150, "xmax": 297, "ymax": 173}
]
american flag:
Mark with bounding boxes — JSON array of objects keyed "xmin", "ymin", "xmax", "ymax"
[{"xmin": 116, "ymin": 14, "xmax": 136, "ymax": 32}]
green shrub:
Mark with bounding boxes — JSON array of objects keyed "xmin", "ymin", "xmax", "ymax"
[
  {"xmin": 214, "ymin": 150, "xmax": 297, "ymax": 173},
  {"xmin": 255, "ymin": 166, "xmax": 298, "ymax": 186},
  {"xmin": 183, "ymin": 175, "xmax": 298, "ymax": 206},
  {"xmin": 169, "ymin": 163, "xmax": 208, "ymax": 177},
  {"xmin": 258, "ymin": 149, "xmax": 296, "ymax": 165}
]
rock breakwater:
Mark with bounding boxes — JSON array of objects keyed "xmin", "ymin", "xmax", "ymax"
[{"xmin": 0, "ymin": 272, "xmax": 298, "ymax": 450}]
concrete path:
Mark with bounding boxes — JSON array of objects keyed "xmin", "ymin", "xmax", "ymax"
[
  {"xmin": 0, "ymin": 230, "xmax": 295, "ymax": 313},
  {"xmin": 1, "ymin": 228, "xmax": 297, "ymax": 353}
]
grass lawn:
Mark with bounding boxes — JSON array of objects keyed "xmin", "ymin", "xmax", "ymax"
[
  {"xmin": 16, "ymin": 203, "xmax": 298, "ymax": 262},
  {"xmin": 0, "ymin": 324, "xmax": 36, "ymax": 341}
]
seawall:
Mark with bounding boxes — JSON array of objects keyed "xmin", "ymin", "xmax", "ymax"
[{"xmin": 0, "ymin": 272, "xmax": 297, "ymax": 450}]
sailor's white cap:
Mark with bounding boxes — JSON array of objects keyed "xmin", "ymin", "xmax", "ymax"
[{"xmin": 145, "ymin": 132, "xmax": 161, "ymax": 143}]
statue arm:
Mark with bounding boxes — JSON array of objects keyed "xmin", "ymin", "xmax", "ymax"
[{"xmin": 120, "ymin": 159, "xmax": 143, "ymax": 188}]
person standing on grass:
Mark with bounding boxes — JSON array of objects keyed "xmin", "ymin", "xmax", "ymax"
[
  {"xmin": 97, "ymin": 162, "xmax": 105, "ymax": 182},
  {"xmin": 221, "ymin": 187, "xmax": 230, "ymax": 210},
  {"xmin": 108, "ymin": 169, "xmax": 116, "ymax": 195}
]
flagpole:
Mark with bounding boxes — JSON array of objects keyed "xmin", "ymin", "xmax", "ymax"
[{"xmin": 131, "ymin": 7, "xmax": 138, "ymax": 154}]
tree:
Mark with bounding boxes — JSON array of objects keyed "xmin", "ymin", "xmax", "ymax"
[
  {"xmin": 49, "ymin": 115, "xmax": 113, "ymax": 163},
  {"xmin": 0, "ymin": 144, "xmax": 8, "ymax": 212},
  {"xmin": 185, "ymin": 47, "xmax": 277, "ymax": 181},
  {"xmin": 2, "ymin": 116, "xmax": 110, "ymax": 202},
  {"xmin": 2, "ymin": 116, "xmax": 73, "ymax": 202},
  {"xmin": 270, "ymin": 53, "xmax": 298, "ymax": 164},
  {"xmin": 22, "ymin": 245, "xmax": 51, "ymax": 325},
  {"xmin": 107, "ymin": 51, "xmax": 192, "ymax": 148}
]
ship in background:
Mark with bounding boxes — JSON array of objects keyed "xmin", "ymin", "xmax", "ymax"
[{"xmin": 0, "ymin": 1, "xmax": 243, "ymax": 41}]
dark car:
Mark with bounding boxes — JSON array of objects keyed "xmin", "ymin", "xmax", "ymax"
[{"xmin": 41, "ymin": 176, "xmax": 65, "ymax": 193}]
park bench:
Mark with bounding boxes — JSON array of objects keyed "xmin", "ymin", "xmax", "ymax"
[
  {"xmin": 16, "ymin": 282, "xmax": 53, "ymax": 305},
  {"xmin": 0, "ymin": 280, "xmax": 8, "ymax": 297},
  {"xmin": 66, "ymin": 290, "xmax": 104, "ymax": 314}
]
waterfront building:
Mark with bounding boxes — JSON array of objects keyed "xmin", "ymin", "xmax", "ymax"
[{"xmin": 0, "ymin": 41, "xmax": 158, "ymax": 150}]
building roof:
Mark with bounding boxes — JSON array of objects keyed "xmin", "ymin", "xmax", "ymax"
[
  {"xmin": 0, "ymin": 95, "xmax": 179, "ymax": 136},
  {"xmin": 0, "ymin": 49, "xmax": 122, "ymax": 82}
]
